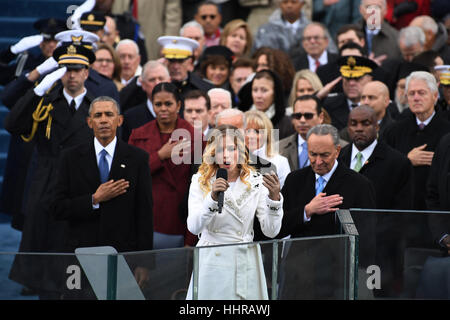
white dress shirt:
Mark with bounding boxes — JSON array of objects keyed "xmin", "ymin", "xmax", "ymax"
[
  {"xmin": 146, "ymin": 99, "xmax": 156, "ymax": 118},
  {"xmin": 307, "ymin": 51, "xmax": 328, "ymax": 72},
  {"xmin": 415, "ymin": 111, "xmax": 435, "ymax": 128},
  {"xmin": 63, "ymin": 88, "xmax": 87, "ymax": 111},
  {"xmin": 350, "ymin": 140, "xmax": 377, "ymax": 171},
  {"xmin": 297, "ymin": 134, "xmax": 309, "ymax": 167}
]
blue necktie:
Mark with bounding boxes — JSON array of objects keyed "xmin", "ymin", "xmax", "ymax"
[
  {"xmin": 299, "ymin": 142, "xmax": 308, "ymax": 169},
  {"xmin": 99, "ymin": 149, "xmax": 109, "ymax": 183},
  {"xmin": 316, "ymin": 176, "xmax": 326, "ymax": 195},
  {"xmin": 367, "ymin": 31, "xmax": 374, "ymax": 55}
]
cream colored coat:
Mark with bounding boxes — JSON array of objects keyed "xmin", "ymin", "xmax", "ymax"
[{"xmin": 186, "ymin": 170, "xmax": 283, "ymax": 300}]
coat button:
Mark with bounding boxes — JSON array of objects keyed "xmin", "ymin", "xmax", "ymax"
[{"xmin": 215, "ymin": 252, "xmax": 220, "ymax": 256}]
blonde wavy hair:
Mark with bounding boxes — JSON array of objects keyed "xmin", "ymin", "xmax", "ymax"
[
  {"xmin": 220, "ymin": 19, "xmax": 253, "ymax": 57},
  {"xmin": 244, "ymin": 110, "xmax": 276, "ymax": 158},
  {"xmin": 198, "ymin": 125, "xmax": 253, "ymax": 195},
  {"xmin": 288, "ymin": 69, "xmax": 324, "ymax": 108}
]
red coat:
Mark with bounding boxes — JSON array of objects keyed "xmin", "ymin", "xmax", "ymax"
[
  {"xmin": 128, "ymin": 117, "xmax": 204, "ymax": 246},
  {"xmin": 385, "ymin": 0, "xmax": 431, "ymax": 29}
]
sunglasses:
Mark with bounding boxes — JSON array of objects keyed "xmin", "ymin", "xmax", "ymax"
[
  {"xmin": 292, "ymin": 112, "xmax": 315, "ymax": 120},
  {"xmin": 201, "ymin": 14, "xmax": 217, "ymax": 20}
]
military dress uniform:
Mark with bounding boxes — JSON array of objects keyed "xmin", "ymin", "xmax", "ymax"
[{"xmin": 5, "ymin": 44, "xmax": 96, "ymax": 298}]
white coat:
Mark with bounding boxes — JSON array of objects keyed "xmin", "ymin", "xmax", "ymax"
[{"xmin": 186, "ymin": 169, "xmax": 283, "ymax": 300}]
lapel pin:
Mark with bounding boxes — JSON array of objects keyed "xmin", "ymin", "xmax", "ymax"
[{"xmin": 121, "ymin": 164, "xmax": 126, "ymax": 168}]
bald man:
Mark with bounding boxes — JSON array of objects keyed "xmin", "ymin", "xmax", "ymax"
[
  {"xmin": 339, "ymin": 80, "xmax": 397, "ymax": 142},
  {"xmin": 360, "ymin": 81, "xmax": 397, "ymax": 138}
]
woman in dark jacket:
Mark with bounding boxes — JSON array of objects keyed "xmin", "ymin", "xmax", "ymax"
[{"xmin": 238, "ymin": 69, "xmax": 295, "ymax": 140}]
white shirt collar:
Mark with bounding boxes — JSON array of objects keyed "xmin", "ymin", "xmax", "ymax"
[
  {"xmin": 297, "ymin": 134, "xmax": 306, "ymax": 147},
  {"xmin": 315, "ymin": 159, "xmax": 339, "ymax": 183},
  {"xmin": 351, "ymin": 139, "xmax": 377, "ymax": 169},
  {"xmin": 146, "ymin": 99, "xmax": 156, "ymax": 118},
  {"xmin": 63, "ymin": 88, "xmax": 87, "ymax": 110},
  {"xmin": 307, "ymin": 51, "xmax": 328, "ymax": 72},
  {"xmin": 94, "ymin": 136, "xmax": 117, "ymax": 159},
  {"xmin": 415, "ymin": 111, "xmax": 435, "ymax": 127},
  {"xmin": 251, "ymin": 104, "xmax": 276, "ymax": 120},
  {"xmin": 366, "ymin": 27, "xmax": 381, "ymax": 35}
]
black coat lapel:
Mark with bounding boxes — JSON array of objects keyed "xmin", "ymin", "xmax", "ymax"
[
  {"xmin": 109, "ymin": 140, "xmax": 130, "ymax": 181},
  {"xmin": 79, "ymin": 140, "xmax": 102, "ymax": 187}
]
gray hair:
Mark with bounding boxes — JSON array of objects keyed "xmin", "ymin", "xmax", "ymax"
[
  {"xmin": 208, "ymin": 88, "xmax": 232, "ymax": 106},
  {"xmin": 399, "ymin": 26, "xmax": 426, "ymax": 47},
  {"xmin": 89, "ymin": 96, "xmax": 121, "ymax": 115},
  {"xmin": 116, "ymin": 39, "xmax": 140, "ymax": 55},
  {"xmin": 215, "ymin": 108, "xmax": 245, "ymax": 127},
  {"xmin": 180, "ymin": 20, "xmax": 204, "ymax": 37},
  {"xmin": 419, "ymin": 15, "xmax": 438, "ymax": 35},
  {"xmin": 306, "ymin": 124, "xmax": 340, "ymax": 147},
  {"xmin": 405, "ymin": 71, "xmax": 438, "ymax": 94},
  {"xmin": 141, "ymin": 60, "xmax": 170, "ymax": 80}
]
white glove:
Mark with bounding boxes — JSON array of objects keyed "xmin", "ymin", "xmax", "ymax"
[
  {"xmin": 36, "ymin": 57, "xmax": 58, "ymax": 76},
  {"xmin": 10, "ymin": 35, "xmax": 44, "ymax": 54},
  {"xmin": 34, "ymin": 67, "xmax": 67, "ymax": 96},
  {"xmin": 69, "ymin": 0, "xmax": 96, "ymax": 30}
]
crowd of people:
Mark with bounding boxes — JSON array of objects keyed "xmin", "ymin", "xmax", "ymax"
[{"xmin": 1, "ymin": 0, "xmax": 450, "ymax": 300}]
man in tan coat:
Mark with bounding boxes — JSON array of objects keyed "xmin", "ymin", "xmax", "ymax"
[{"xmin": 112, "ymin": 0, "xmax": 182, "ymax": 61}]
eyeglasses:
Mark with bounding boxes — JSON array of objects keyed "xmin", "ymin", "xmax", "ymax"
[
  {"xmin": 201, "ymin": 14, "xmax": 217, "ymax": 20},
  {"xmin": 303, "ymin": 36, "xmax": 326, "ymax": 42},
  {"xmin": 292, "ymin": 112, "xmax": 315, "ymax": 120}
]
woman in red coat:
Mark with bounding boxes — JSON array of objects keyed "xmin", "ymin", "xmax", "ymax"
[{"xmin": 128, "ymin": 82, "xmax": 202, "ymax": 248}]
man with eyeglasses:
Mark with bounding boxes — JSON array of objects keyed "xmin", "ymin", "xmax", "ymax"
[
  {"xmin": 194, "ymin": 1, "xmax": 223, "ymax": 48},
  {"xmin": 291, "ymin": 22, "xmax": 339, "ymax": 72},
  {"xmin": 279, "ymin": 95, "xmax": 347, "ymax": 171}
]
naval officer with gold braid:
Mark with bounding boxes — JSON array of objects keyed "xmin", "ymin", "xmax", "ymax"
[{"xmin": 4, "ymin": 43, "xmax": 97, "ymax": 298}]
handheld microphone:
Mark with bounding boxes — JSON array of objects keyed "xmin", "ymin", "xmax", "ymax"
[{"xmin": 216, "ymin": 168, "xmax": 228, "ymax": 214}]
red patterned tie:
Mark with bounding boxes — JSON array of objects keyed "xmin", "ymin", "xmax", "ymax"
[{"xmin": 315, "ymin": 60, "xmax": 321, "ymax": 71}]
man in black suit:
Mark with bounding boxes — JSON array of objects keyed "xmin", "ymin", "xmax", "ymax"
[
  {"xmin": 339, "ymin": 105, "xmax": 414, "ymax": 297},
  {"xmin": 290, "ymin": 22, "xmax": 339, "ymax": 72},
  {"xmin": 280, "ymin": 124, "xmax": 376, "ymax": 239},
  {"xmin": 384, "ymin": 71, "xmax": 450, "ymax": 251},
  {"xmin": 52, "ymin": 96, "xmax": 153, "ymax": 298},
  {"xmin": 5, "ymin": 43, "xmax": 97, "ymax": 299},
  {"xmin": 121, "ymin": 60, "xmax": 171, "ymax": 142},
  {"xmin": 279, "ymin": 124, "xmax": 376, "ymax": 299}
]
